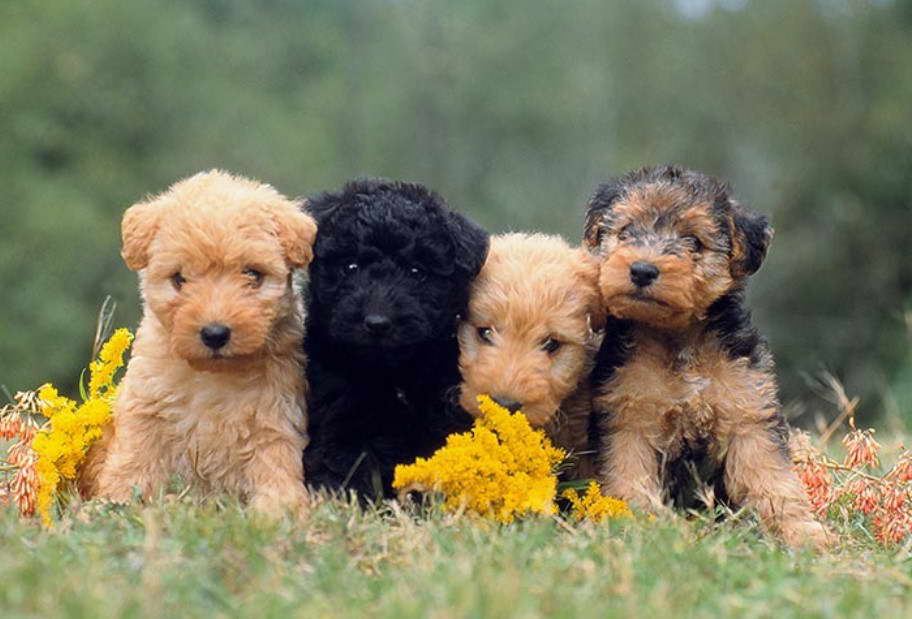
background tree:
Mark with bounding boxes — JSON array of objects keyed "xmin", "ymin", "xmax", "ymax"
[{"xmin": 1, "ymin": 0, "xmax": 909, "ymax": 425}]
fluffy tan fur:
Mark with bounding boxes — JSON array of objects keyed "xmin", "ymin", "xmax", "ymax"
[
  {"xmin": 457, "ymin": 233, "xmax": 604, "ymax": 479},
  {"xmin": 80, "ymin": 170, "xmax": 316, "ymax": 516}
]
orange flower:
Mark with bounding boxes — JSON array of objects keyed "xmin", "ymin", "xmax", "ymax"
[
  {"xmin": 881, "ymin": 484, "xmax": 908, "ymax": 514},
  {"xmin": 843, "ymin": 428, "xmax": 880, "ymax": 469},
  {"xmin": 844, "ymin": 478, "xmax": 880, "ymax": 515},
  {"xmin": 0, "ymin": 407, "xmax": 40, "ymax": 518},
  {"xmin": 887, "ymin": 451, "xmax": 912, "ymax": 483},
  {"xmin": 0, "ymin": 415, "xmax": 21, "ymax": 440},
  {"xmin": 10, "ymin": 450, "xmax": 38, "ymax": 517},
  {"xmin": 795, "ymin": 459, "xmax": 832, "ymax": 516},
  {"xmin": 874, "ymin": 511, "xmax": 912, "ymax": 546}
]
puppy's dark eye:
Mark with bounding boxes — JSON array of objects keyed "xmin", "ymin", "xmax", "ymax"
[
  {"xmin": 542, "ymin": 337, "xmax": 561, "ymax": 354},
  {"xmin": 243, "ymin": 267, "xmax": 264, "ymax": 287},
  {"xmin": 171, "ymin": 272, "xmax": 186, "ymax": 291},
  {"xmin": 343, "ymin": 262, "xmax": 359, "ymax": 275},
  {"xmin": 617, "ymin": 225, "xmax": 633, "ymax": 241},
  {"xmin": 410, "ymin": 266, "xmax": 426, "ymax": 279},
  {"xmin": 685, "ymin": 235, "xmax": 704, "ymax": 252},
  {"xmin": 477, "ymin": 327, "xmax": 494, "ymax": 344}
]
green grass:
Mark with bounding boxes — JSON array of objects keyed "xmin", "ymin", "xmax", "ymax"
[{"xmin": 2, "ymin": 494, "xmax": 911, "ymax": 619}]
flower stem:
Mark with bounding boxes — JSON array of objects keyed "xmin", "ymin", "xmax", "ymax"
[{"xmin": 820, "ymin": 459, "xmax": 889, "ymax": 484}]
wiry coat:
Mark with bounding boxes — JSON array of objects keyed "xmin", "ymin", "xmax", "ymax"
[
  {"xmin": 302, "ymin": 179, "xmax": 489, "ymax": 499},
  {"xmin": 584, "ymin": 165, "xmax": 828, "ymax": 549}
]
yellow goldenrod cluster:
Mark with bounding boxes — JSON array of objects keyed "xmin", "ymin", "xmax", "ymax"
[
  {"xmin": 30, "ymin": 328, "xmax": 133, "ymax": 525},
  {"xmin": 562, "ymin": 481, "xmax": 633, "ymax": 522},
  {"xmin": 394, "ymin": 395, "xmax": 567, "ymax": 523}
]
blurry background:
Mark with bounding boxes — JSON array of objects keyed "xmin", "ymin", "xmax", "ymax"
[{"xmin": 1, "ymin": 0, "xmax": 909, "ymax": 427}]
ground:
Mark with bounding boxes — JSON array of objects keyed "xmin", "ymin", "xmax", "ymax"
[{"xmin": 2, "ymin": 492, "xmax": 911, "ymax": 618}]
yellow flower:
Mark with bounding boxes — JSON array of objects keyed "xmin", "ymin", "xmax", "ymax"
[
  {"xmin": 36, "ymin": 384, "xmax": 76, "ymax": 419},
  {"xmin": 393, "ymin": 395, "xmax": 565, "ymax": 523},
  {"xmin": 88, "ymin": 328, "xmax": 133, "ymax": 398},
  {"xmin": 562, "ymin": 481, "xmax": 633, "ymax": 522},
  {"xmin": 34, "ymin": 458, "xmax": 60, "ymax": 525},
  {"xmin": 79, "ymin": 399, "xmax": 113, "ymax": 428},
  {"xmin": 30, "ymin": 328, "xmax": 132, "ymax": 525}
]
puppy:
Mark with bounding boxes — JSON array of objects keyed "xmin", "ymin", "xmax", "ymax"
[
  {"xmin": 457, "ymin": 233, "xmax": 604, "ymax": 480},
  {"xmin": 584, "ymin": 165, "xmax": 828, "ymax": 548},
  {"xmin": 302, "ymin": 179, "xmax": 489, "ymax": 499},
  {"xmin": 84, "ymin": 170, "xmax": 316, "ymax": 515}
]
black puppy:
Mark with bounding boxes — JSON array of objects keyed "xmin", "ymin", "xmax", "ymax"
[{"xmin": 302, "ymin": 179, "xmax": 489, "ymax": 499}]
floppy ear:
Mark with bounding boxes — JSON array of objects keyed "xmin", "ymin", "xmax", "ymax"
[
  {"xmin": 582, "ymin": 181, "xmax": 623, "ymax": 251},
  {"xmin": 274, "ymin": 200, "xmax": 318, "ymax": 268},
  {"xmin": 573, "ymin": 249, "xmax": 607, "ymax": 331},
  {"xmin": 303, "ymin": 190, "xmax": 343, "ymax": 227},
  {"xmin": 446, "ymin": 211, "xmax": 490, "ymax": 278},
  {"xmin": 729, "ymin": 201, "xmax": 774, "ymax": 278},
  {"xmin": 121, "ymin": 199, "xmax": 161, "ymax": 271}
]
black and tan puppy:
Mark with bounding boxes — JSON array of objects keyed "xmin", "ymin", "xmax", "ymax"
[
  {"xmin": 302, "ymin": 179, "xmax": 488, "ymax": 499},
  {"xmin": 584, "ymin": 165, "xmax": 828, "ymax": 549}
]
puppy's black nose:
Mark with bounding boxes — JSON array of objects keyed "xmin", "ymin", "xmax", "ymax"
[
  {"xmin": 492, "ymin": 396, "xmax": 523, "ymax": 413},
  {"xmin": 630, "ymin": 261, "xmax": 660, "ymax": 288},
  {"xmin": 200, "ymin": 323, "xmax": 231, "ymax": 350},
  {"xmin": 364, "ymin": 314, "xmax": 391, "ymax": 336}
]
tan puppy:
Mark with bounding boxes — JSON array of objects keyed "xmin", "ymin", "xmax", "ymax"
[
  {"xmin": 457, "ymin": 233, "xmax": 604, "ymax": 479},
  {"xmin": 82, "ymin": 170, "xmax": 316, "ymax": 515}
]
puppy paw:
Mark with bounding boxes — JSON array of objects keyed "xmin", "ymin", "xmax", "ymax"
[
  {"xmin": 608, "ymin": 485, "xmax": 666, "ymax": 517},
  {"xmin": 781, "ymin": 519, "xmax": 832, "ymax": 551},
  {"xmin": 249, "ymin": 488, "xmax": 309, "ymax": 520},
  {"xmin": 96, "ymin": 481, "xmax": 145, "ymax": 505}
]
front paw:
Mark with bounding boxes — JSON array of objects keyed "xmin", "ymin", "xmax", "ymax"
[
  {"xmin": 97, "ymin": 478, "xmax": 147, "ymax": 504},
  {"xmin": 249, "ymin": 488, "xmax": 309, "ymax": 519},
  {"xmin": 604, "ymin": 482, "xmax": 665, "ymax": 515},
  {"xmin": 781, "ymin": 519, "xmax": 832, "ymax": 551}
]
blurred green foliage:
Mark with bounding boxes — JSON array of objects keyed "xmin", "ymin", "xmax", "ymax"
[{"xmin": 1, "ymin": 0, "xmax": 909, "ymax": 423}]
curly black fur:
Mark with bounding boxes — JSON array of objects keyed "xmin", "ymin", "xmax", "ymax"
[{"xmin": 302, "ymin": 179, "xmax": 489, "ymax": 499}]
